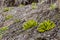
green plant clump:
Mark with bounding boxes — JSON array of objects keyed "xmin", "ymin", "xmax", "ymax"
[
  {"xmin": 3, "ymin": 7, "xmax": 9, "ymax": 12},
  {"xmin": 50, "ymin": 4, "xmax": 56, "ymax": 10},
  {"xmin": 0, "ymin": 26, "xmax": 8, "ymax": 34},
  {"xmin": 3, "ymin": 7, "xmax": 13, "ymax": 12},
  {"xmin": 37, "ymin": 20, "xmax": 55, "ymax": 32},
  {"xmin": 0, "ymin": 26, "xmax": 8, "ymax": 39},
  {"xmin": 32, "ymin": 2, "xmax": 37, "ymax": 9},
  {"xmin": 14, "ymin": 19, "xmax": 20, "ymax": 23},
  {"xmin": 23, "ymin": 19, "xmax": 38, "ymax": 30},
  {"xmin": 19, "ymin": 4, "xmax": 25, "ymax": 8},
  {"xmin": 5, "ymin": 15, "xmax": 13, "ymax": 20}
]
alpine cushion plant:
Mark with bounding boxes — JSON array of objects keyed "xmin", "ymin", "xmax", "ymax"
[
  {"xmin": 37, "ymin": 20, "xmax": 55, "ymax": 32},
  {"xmin": 23, "ymin": 19, "xmax": 38, "ymax": 30}
]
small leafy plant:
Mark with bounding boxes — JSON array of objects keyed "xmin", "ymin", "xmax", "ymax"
[
  {"xmin": 23, "ymin": 19, "xmax": 38, "ymax": 30},
  {"xmin": 0, "ymin": 26, "xmax": 8, "ymax": 34},
  {"xmin": 5, "ymin": 15, "xmax": 13, "ymax": 20},
  {"xmin": 0, "ymin": 26, "xmax": 9, "ymax": 39},
  {"xmin": 14, "ymin": 19, "xmax": 20, "ymax": 23},
  {"xmin": 37, "ymin": 20, "xmax": 55, "ymax": 32},
  {"xmin": 3, "ymin": 7, "xmax": 9, "ymax": 12},
  {"xmin": 19, "ymin": 4, "xmax": 25, "ymax": 8},
  {"xmin": 32, "ymin": 2, "xmax": 37, "ymax": 9},
  {"xmin": 50, "ymin": 4, "xmax": 56, "ymax": 10}
]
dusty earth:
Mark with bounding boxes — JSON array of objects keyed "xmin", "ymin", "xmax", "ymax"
[{"xmin": 0, "ymin": 0, "xmax": 60, "ymax": 40}]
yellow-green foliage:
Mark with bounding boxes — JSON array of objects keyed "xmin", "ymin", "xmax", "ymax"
[
  {"xmin": 23, "ymin": 20, "xmax": 38, "ymax": 30},
  {"xmin": 0, "ymin": 26, "xmax": 8, "ymax": 34},
  {"xmin": 0, "ymin": 34, "xmax": 3, "ymax": 40},
  {"xmin": 37, "ymin": 20, "xmax": 55, "ymax": 32},
  {"xmin": 3, "ymin": 7, "xmax": 13, "ymax": 12},
  {"xmin": 14, "ymin": 19, "xmax": 20, "ymax": 23},
  {"xmin": 0, "ymin": 26, "xmax": 8, "ymax": 39},
  {"xmin": 5, "ymin": 15, "xmax": 13, "ymax": 20},
  {"xmin": 32, "ymin": 2, "xmax": 37, "ymax": 9},
  {"xmin": 19, "ymin": 4, "xmax": 25, "ymax": 7},
  {"xmin": 50, "ymin": 4, "xmax": 56, "ymax": 10},
  {"xmin": 3, "ymin": 7, "xmax": 9, "ymax": 12}
]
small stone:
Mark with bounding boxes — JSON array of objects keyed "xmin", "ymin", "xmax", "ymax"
[{"xmin": 47, "ymin": 35, "xmax": 50, "ymax": 37}]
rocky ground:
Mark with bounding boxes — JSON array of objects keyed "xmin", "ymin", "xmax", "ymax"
[{"xmin": 0, "ymin": 0, "xmax": 60, "ymax": 40}]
